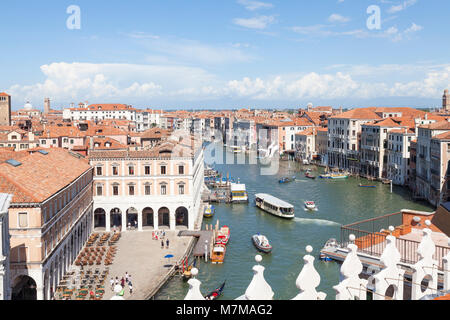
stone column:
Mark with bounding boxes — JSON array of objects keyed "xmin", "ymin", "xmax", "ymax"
[
  {"xmin": 138, "ymin": 211, "xmax": 143, "ymax": 231},
  {"xmin": 106, "ymin": 211, "xmax": 111, "ymax": 232},
  {"xmin": 154, "ymin": 211, "xmax": 159, "ymax": 230},
  {"xmin": 170, "ymin": 208, "xmax": 176, "ymax": 231},
  {"xmin": 122, "ymin": 210, "xmax": 127, "ymax": 232}
]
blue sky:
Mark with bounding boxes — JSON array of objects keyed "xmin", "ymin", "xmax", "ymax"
[{"xmin": 1, "ymin": 0, "xmax": 450, "ymax": 110}]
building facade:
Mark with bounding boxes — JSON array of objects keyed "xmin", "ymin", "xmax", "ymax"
[{"xmin": 0, "ymin": 194, "xmax": 12, "ymax": 300}]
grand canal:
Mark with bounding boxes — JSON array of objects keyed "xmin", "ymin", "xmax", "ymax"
[{"xmin": 155, "ymin": 144, "xmax": 433, "ymax": 300}]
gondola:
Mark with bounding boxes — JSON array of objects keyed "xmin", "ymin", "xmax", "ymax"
[{"xmin": 204, "ymin": 281, "xmax": 226, "ymax": 300}]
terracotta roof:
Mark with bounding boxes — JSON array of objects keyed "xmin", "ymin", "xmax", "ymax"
[
  {"xmin": 331, "ymin": 108, "xmax": 380, "ymax": 120},
  {"xmin": 433, "ymin": 131, "xmax": 450, "ymax": 140},
  {"xmin": 0, "ymin": 148, "xmax": 91, "ymax": 203},
  {"xmin": 0, "ymin": 92, "xmax": 10, "ymax": 97},
  {"xmin": 421, "ymin": 121, "xmax": 450, "ymax": 130}
]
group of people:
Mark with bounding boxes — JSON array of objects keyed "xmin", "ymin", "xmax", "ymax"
[
  {"xmin": 110, "ymin": 272, "xmax": 133, "ymax": 295},
  {"xmin": 161, "ymin": 238, "xmax": 170, "ymax": 249},
  {"xmin": 152, "ymin": 230, "xmax": 166, "ymax": 240}
]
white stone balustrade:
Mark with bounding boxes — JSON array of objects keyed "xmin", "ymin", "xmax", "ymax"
[
  {"xmin": 410, "ymin": 220, "xmax": 439, "ymax": 300},
  {"xmin": 372, "ymin": 227, "xmax": 405, "ymax": 300},
  {"xmin": 333, "ymin": 234, "xmax": 368, "ymax": 300},
  {"xmin": 292, "ymin": 246, "xmax": 326, "ymax": 300},
  {"xmin": 237, "ymin": 255, "xmax": 274, "ymax": 300},
  {"xmin": 184, "ymin": 268, "xmax": 206, "ymax": 300}
]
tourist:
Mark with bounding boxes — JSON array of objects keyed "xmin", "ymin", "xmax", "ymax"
[
  {"xmin": 115, "ymin": 277, "xmax": 119, "ymax": 286},
  {"xmin": 128, "ymin": 274, "xmax": 132, "ymax": 285},
  {"xmin": 127, "ymin": 222, "xmax": 131, "ymax": 230},
  {"xmin": 121, "ymin": 277, "xmax": 125, "ymax": 288},
  {"xmin": 134, "ymin": 220, "xmax": 138, "ymax": 229},
  {"xmin": 161, "ymin": 239, "xmax": 164, "ymax": 249},
  {"xmin": 166, "ymin": 238, "xmax": 170, "ymax": 249},
  {"xmin": 125, "ymin": 272, "xmax": 129, "ymax": 283},
  {"xmin": 110, "ymin": 278, "xmax": 114, "ymax": 290},
  {"xmin": 129, "ymin": 282, "xmax": 133, "ymax": 295}
]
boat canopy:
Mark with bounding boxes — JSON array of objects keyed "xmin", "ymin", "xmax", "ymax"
[
  {"xmin": 213, "ymin": 246, "xmax": 225, "ymax": 253},
  {"xmin": 231, "ymin": 184, "xmax": 246, "ymax": 192},
  {"xmin": 255, "ymin": 193, "xmax": 294, "ymax": 209}
]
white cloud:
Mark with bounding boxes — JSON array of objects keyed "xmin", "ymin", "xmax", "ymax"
[
  {"xmin": 233, "ymin": 15, "xmax": 276, "ymax": 29},
  {"xmin": 328, "ymin": 14, "xmax": 350, "ymax": 23},
  {"xmin": 388, "ymin": 0, "xmax": 418, "ymax": 14},
  {"xmin": 237, "ymin": 0, "xmax": 273, "ymax": 11}
]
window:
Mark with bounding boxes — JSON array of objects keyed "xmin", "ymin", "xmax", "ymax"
[
  {"xmin": 18, "ymin": 212, "xmax": 28, "ymax": 228},
  {"xmin": 96, "ymin": 166, "xmax": 102, "ymax": 176},
  {"xmin": 128, "ymin": 166, "xmax": 135, "ymax": 175},
  {"xmin": 145, "ymin": 185, "xmax": 151, "ymax": 195},
  {"xmin": 96, "ymin": 185, "xmax": 103, "ymax": 196},
  {"xmin": 113, "ymin": 185, "xmax": 119, "ymax": 196},
  {"xmin": 179, "ymin": 184, "xmax": 185, "ymax": 195},
  {"xmin": 178, "ymin": 165, "xmax": 184, "ymax": 175},
  {"xmin": 112, "ymin": 166, "xmax": 119, "ymax": 176},
  {"xmin": 161, "ymin": 184, "xmax": 167, "ymax": 195},
  {"xmin": 145, "ymin": 166, "xmax": 151, "ymax": 175},
  {"xmin": 129, "ymin": 185, "xmax": 135, "ymax": 196},
  {"xmin": 161, "ymin": 165, "xmax": 167, "ymax": 175}
]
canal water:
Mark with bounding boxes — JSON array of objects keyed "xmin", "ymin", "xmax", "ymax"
[{"xmin": 154, "ymin": 144, "xmax": 433, "ymax": 300}]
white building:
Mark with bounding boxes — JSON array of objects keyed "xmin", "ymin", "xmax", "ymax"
[
  {"xmin": 63, "ymin": 104, "xmax": 136, "ymax": 122},
  {"xmin": 0, "ymin": 194, "xmax": 11, "ymax": 300},
  {"xmin": 386, "ymin": 129, "xmax": 415, "ymax": 186}
]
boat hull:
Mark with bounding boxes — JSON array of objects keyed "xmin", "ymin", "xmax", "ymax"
[
  {"xmin": 255, "ymin": 202, "xmax": 295, "ymax": 219},
  {"xmin": 252, "ymin": 236, "xmax": 272, "ymax": 253}
]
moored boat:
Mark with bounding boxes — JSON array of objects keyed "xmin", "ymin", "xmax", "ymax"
[
  {"xmin": 215, "ymin": 226, "xmax": 230, "ymax": 245},
  {"xmin": 305, "ymin": 172, "xmax": 316, "ymax": 179},
  {"xmin": 252, "ymin": 234, "xmax": 272, "ymax": 253},
  {"xmin": 182, "ymin": 258, "xmax": 197, "ymax": 280},
  {"xmin": 205, "ymin": 281, "xmax": 226, "ymax": 300},
  {"xmin": 255, "ymin": 193, "xmax": 295, "ymax": 219},
  {"xmin": 319, "ymin": 173, "xmax": 348, "ymax": 179},
  {"xmin": 211, "ymin": 244, "xmax": 226, "ymax": 264},
  {"xmin": 304, "ymin": 201, "xmax": 316, "ymax": 210},
  {"xmin": 359, "ymin": 183, "xmax": 376, "ymax": 188},
  {"xmin": 279, "ymin": 176, "xmax": 295, "ymax": 183},
  {"xmin": 230, "ymin": 183, "xmax": 249, "ymax": 203},
  {"xmin": 204, "ymin": 205, "xmax": 215, "ymax": 218}
]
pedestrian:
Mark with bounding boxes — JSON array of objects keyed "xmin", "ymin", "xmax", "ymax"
[
  {"xmin": 115, "ymin": 277, "xmax": 119, "ymax": 286},
  {"xmin": 129, "ymin": 282, "xmax": 133, "ymax": 295},
  {"xmin": 127, "ymin": 222, "xmax": 131, "ymax": 230},
  {"xmin": 121, "ymin": 277, "xmax": 125, "ymax": 288},
  {"xmin": 166, "ymin": 238, "xmax": 170, "ymax": 249},
  {"xmin": 110, "ymin": 278, "xmax": 114, "ymax": 290},
  {"xmin": 128, "ymin": 274, "xmax": 132, "ymax": 285},
  {"xmin": 161, "ymin": 239, "xmax": 164, "ymax": 249},
  {"xmin": 125, "ymin": 272, "xmax": 129, "ymax": 284},
  {"xmin": 134, "ymin": 220, "xmax": 138, "ymax": 229},
  {"xmin": 163, "ymin": 230, "xmax": 166, "ymax": 238}
]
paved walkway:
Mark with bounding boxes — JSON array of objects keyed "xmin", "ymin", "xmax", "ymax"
[{"xmin": 101, "ymin": 230, "xmax": 195, "ymax": 300}]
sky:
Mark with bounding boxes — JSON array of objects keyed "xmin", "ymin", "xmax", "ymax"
[{"xmin": 1, "ymin": 0, "xmax": 450, "ymax": 110}]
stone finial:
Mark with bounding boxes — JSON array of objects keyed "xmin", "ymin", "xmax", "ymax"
[
  {"xmin": 334, "ymin": 236, "xmax": 368, "ymax": 300},
  {"xmin": 184, "ymin": 268, "xmax": 206, "ymax": 300},
  {"xmin": 372, "ymin": 235, "xmax": 404, "ymax": 300},
  {"xmin": 411, "ymin": 225, "xmax": 439, "ymax": 300},
  {"xmin": 292, "ymin": 246, "xmax": 326, "ymax": 300},
  {"xmin": 243, "ymin": 255, "xmax": 274, "ymax": 300},
  {"xmin": 110, "ymin": 284, "xmax": 125, "ymax": 300}
]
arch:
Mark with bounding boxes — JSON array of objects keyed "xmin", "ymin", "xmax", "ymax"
[
  {"xmin": 175, "ymin": 206, "xmax": 189, "ymax": 228},
  {"xmin": 126, "ymin": 207, "xmax": 138, "ymax": 229},
  {"xmin": 158, "ymin": 207, "xmax": 170, "ymax": 228},
  {"xmin": 94, "ymin": 208, "xmax": 106, "ymax": 230},
  {"xmin": 385, "ymin": 285, "xmax": 396, "ymax": 300},
  {"xmin": 11, "ymin": 275, "xmax": 37, "ymax": 300},
  {"xmin": 142, "ymin": 207, "xmax": 154, "ymax": 229},
  {"xmin": 110, "ymin": 208, "xmax": 122, "ymax": 229}
]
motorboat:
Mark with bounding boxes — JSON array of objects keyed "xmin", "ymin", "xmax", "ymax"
[
  {"xmin": 319, "ymin": 238, "xmax": 338, "ymax": 262},
  {"xmin": 255, "ymin": 193, "xmax": 295, "ymax": 219},
  {"xmin": 205, "ymin": 281, "xmax": 226, "ymax": 300},
  {"xmin": 211, "ymin": 244, "xmax": 226, "ymax": 264},
  {"xmin": 215, "ymin": 226, "xmax": 230, "ymax": 245},
  {"xmin": 319, "ymin": 173, "xmax": 348, "ymax": 179},
  {"xmin": 204, "ymin": 205, "xmax": 215, "ymax": 218},
  {"xmin": 252, "ymin": 234, "xmax": 272, "ymax": 253},
  {"xmin": 230, "ymin": 183, "xmax": 249, "ymax": 203},
  {"xmin": 304, "ymin": 201, "xmax": 316, "ymax": 210},
  {"xmin": 359, "ymin": 183, "xmax": 376, "ymax": 188},
  {"xmin": 305, "ymin": 172, "xmax": 316, "ymax": 179}
]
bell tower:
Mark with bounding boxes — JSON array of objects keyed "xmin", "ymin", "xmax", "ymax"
[
  {"xmin": 0, "ymin": 92, "xmax": 11, "ymax": 126},
  {"xmin": 443, "ymin": 89, "xmax": 450, "ymax": 112}
]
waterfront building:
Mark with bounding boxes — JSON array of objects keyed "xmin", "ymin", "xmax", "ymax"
[
  {"xmin": 0, "ymin": 93, "xmax": 11, "ymax": 127},
  {"xmin": 89, "ymin": 133, "xmax": 204, "ymax": 232},
  {"xmin": 294, "ymin": 127, "xmax": 317, "ymax": 163},
  {"xmin": 315, "ymin": 127, "xmax": 329, "ymax": 165},
  {"xmin": 386, "ymin": 128, "xmax": 415, "ymax": 186},
  {"xmin": 0, "ymin": 148, "xmax": 93, "ymax": 300},
  {"xmin": 0, "ymin": 194, "xmax": 12, "ymax": 300},
  {"xmin": 63, "ymin": 103, "xmax": 136, "ymax": 123},
  {"xmin": 415, "ymin": 121, "xmax": 450, "ymax": 206},
  {"xmin": 231, "ymin": 118, "xmax": 257, "ymax": 151}
]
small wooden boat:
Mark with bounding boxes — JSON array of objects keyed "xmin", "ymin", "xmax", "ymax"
[
  {"xmin": 304, "ymin": 201, "xmax": 316, "ymax": 210},
  {"xmin": 359, "ymin": 183, "xmax": 376, "ymax": 188},
  {"xmin": 305, "ymin": 172, "xmax": 316, "ymax": 179},
  {"xmin": 205, "ymin": 281, "xmax": 226, "ymax": 300},
  {"xmin": 182, "ymin": 258, "xmax": 197, "ymax": 280},
  {"xmin": 252, "ymin": 234, "xmax": 272, "ymax": 253},
  {"xmin": 211, "ymin": 244, "xmax": 226, "ymax": 264},
  {"xmin": 279, "ymin": 176, "xmax": 295, "ymax": 183},
  {"xmin": 215, "ymin": 226, "xmax": 230, "ymax": 245},
  {"xmin": 204, "ymin": 205, "xmax": 215, "ymax": 218},
  {"xmin": 319, "ymin": 173, "xmax": 348, "ymax": 179}
]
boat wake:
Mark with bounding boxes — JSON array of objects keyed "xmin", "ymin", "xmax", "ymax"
[
  {"xmin": 303, "ymin": 207, "xmax": 319, "ymax": 212},
  {"xmin": 294, "ymin": 217, "xmax": 340, "ymax": 227}
]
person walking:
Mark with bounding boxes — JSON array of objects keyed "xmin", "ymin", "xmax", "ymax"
[
  {"xmin": 161, "ymin": 239, "xmax": 164, "ymax": 249},
  {"xmin": 110, "ymin": 278, "xmax": 114, "ymax": 290},
  {"xmin": 120, "ymin": 277, "xmax": 125, "ymax": 288},
  {"xmin": 125, "ymin": 272, "xmax": 129, "ymax": 284},
  {"xmin": 129, "ymin": 282, "xmax": 133, "ymax": 295},
  {"xmin": 115, "ymin": 277, "xmax": 119, "ymax": 286},
  {"xmin": 128, "ymin": 274, "xmax": 132, "ymax": 285},
  {"xmin": 166, "ymin": 238, "xmax": 170, "ymax": 249}
]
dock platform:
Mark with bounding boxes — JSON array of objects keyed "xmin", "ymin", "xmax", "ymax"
[{"xmin": 178, "ymin": 230, "xmax": 215, "ymax": 257}]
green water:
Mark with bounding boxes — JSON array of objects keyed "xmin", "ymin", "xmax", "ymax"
[{"xmin": 154, "ymin": 145, "xmax": 433, "ymax": 300}]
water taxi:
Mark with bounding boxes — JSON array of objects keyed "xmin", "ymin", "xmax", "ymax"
[
  {"xmin": 252, "ymin": 234, "xmax": 273, "ymax": 253},
  {"xmin": 204, "ymin": 205, "xmax": 215, "ymax": 218},
  {"xmin": 215, "ymin": 225, "xmax": 230, "ymax": 245},
  {"xmin": 255, "ymin": 193, "xmax": 295, "ymax": 219},
  {"xmin": 230, "ymin": 183, "xmax": 249, "ymax": 203},
  {"xmin": 319, "ymin": 173, "xmax": 348, "ymax": 179},
  {"xmin": 359, "ymin": 183, "xmax": 376, "ymax": 188},
  {"xmin": 304, "ymin": 201, "xmax": 316, "ymax": 210},
  {"xmin": 279, "ymin": 176, "xmax": 295, "ymax": 184},
  {"xmin": 211, "ymin": 244, "xmax": 226, "ymax": 264}
]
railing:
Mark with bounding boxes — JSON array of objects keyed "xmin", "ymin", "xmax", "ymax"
[{"xmin": 340, "ymin": 212, "xmax": 450, "ymax": 270}]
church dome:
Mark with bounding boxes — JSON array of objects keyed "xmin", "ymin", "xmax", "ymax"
[{"xmin": 24, "ymin": 101, "xmax": 33, "ymax": 110}]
